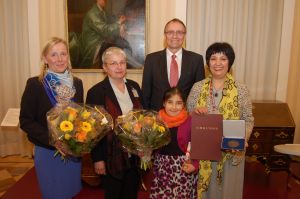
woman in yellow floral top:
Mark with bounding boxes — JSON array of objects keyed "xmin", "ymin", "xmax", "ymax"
[{"xmin": 186, "ymin": 42, "xmax": 254, "ymax": 199}]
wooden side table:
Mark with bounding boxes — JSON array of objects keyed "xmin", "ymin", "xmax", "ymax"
[
  {"xmin": 274, "ymin": 144, "xmax": 300, "ymax": 187},
  {"xmin": 274, "ymin": 144, "xmax": 300, "ymax": 156}
]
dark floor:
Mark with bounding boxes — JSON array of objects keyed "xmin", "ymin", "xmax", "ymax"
[
  {"xmin": 2, "ymin": 160, "xmax": 300, "ymax": 199},
  {"xmin": 243, "ymin": 161, "xmax": 300, "ymax": 199}
]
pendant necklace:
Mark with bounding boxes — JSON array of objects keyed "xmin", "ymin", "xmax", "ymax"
[
  {"xmin": 214, "ymin": 91, "xmax": 218, "ymax": 97},
  {"xmin": 209, "ymin": 80, "xmax": 218, "ymax": 112}
]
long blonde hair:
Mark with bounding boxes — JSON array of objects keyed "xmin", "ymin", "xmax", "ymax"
[{"xmin": 38, "ymin": 37, "xmax": 72, "ymax": 81}]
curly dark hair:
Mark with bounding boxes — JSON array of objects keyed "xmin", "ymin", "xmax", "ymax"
[{"xmin": 205, "ymin": 42, "xmax": 235, "ymax": 71}]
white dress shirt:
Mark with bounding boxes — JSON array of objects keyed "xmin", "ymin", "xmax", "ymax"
[{"xmin": 109, "ymin": 78, "xmax": 133, "ymax": 115}]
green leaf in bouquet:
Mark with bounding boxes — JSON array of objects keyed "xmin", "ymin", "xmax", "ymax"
[
  {"xmin": 138, "ymin": 114, "xmax": 144, "ymax": 121},
  {"xmin": 145, "ymin": 130, "xmax": 156, "ymax": 146},
  {"xmin": 73, "ymin": 143, "xmax": 83, "ymax": 156},
  {"xmin": 117, "ymin": 133, "xmax": 136, "ymax": 150}
]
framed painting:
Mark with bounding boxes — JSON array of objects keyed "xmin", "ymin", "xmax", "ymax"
[{"xmin": 67, "ymin": 0, "xmax": 147, "ymax": 71}]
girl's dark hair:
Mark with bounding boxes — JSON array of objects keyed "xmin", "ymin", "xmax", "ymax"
[
  {"xmin": 162, "ymin": 87, "xmax": 186, "ymax": 105},
  {"xmin": 205, "ymin": 42, "xmax": 235, "ymax": 71}
]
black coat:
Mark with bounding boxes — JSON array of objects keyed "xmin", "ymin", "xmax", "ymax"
[
  {"xmin": 19, "ymin": 76, "xmax": 83, "ymax": 149},
  {"xmin": 86, "ymin": 77, "xmax": 143, "ymax": 178}
]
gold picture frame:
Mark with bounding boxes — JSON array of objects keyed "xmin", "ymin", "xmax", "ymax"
[{"xmin": 66, "ymin": 0, "xmax": 148, "ymax": 72}]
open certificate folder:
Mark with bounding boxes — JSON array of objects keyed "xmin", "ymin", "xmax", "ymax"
[
  {"xmin": 221, "ymin": 120, "xmax": 246, "ymax": 150},
  {"xmin": 190, "ymin": 113, "xmax": 223, "ymax": 161}
]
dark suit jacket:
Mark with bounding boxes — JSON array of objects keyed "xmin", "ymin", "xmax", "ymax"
[
  {"xmin": 142, "ymin": 48, "xmax": 205, "ymax": 111},
  {"xmin": 19, "ymin": 76, "xmax": 84, "ymax": 149},
  {"xmin": 86, "ymin": 77, "xmax": 143, "ymax": 178}
]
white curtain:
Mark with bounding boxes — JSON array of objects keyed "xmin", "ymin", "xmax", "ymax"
[
  {"xmin": 0, "ymin": 0, "xmax": 33, "ymax": 156},
  {"xmin": 186, "ymin": 0, "xmax": 284, "ymax": 100}
]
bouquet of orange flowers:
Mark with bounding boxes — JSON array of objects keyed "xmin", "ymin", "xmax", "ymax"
[
  {"xmin": 47, "ymin": 102, "xmax": 113, "ymax": 158},
  {"xmin": 115, "ymin": 110, "xmax": 171, "ymax": 170}
]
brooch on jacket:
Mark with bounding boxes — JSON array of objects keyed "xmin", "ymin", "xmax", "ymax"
[{"xmin": 132, "ymin": 88, "xmax": 139, "ymax": 98}]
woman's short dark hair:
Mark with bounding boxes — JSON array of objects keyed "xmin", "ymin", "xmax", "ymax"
[
  {"xmin": 162, "ymin": 87, "xmax": 186, "ymax": 105},
  {"xmin": 205, "ymin": 42, "xmax": 235, "ymax": 71}
]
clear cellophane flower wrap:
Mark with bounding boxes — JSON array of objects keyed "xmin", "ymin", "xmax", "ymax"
[
  {"xmin": 47, "ymin": 102, "xmax": 113, "ymax": 158},
  {"xmin": 114, "ymin": 110, "xmax": 171, "ymax": 170}
]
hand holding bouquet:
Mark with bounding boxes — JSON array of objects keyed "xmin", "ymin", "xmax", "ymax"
[
  {"xmin": 114, "ymin": 110, "xmax": 171, "ymax": 170},
  {"xmin": 47, "ymin": 102, "xmax": 113, "ymax": 158}
]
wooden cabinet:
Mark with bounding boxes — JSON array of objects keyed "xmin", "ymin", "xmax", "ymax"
[{"xmin": 246, "ymin": 102, "xmax": 295, "ymax": 172}]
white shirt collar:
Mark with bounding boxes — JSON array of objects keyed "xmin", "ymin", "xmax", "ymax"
[
  {"xmin": 166, "ymin": 48, "xmax": 183, "ymax": 57},
  {"xmin": 108, "ymin": 77, "xmax": 127, "ymax": 85}
]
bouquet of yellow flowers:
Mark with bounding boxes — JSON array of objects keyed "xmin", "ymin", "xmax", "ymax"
[
  {"xmin": 114, "ymin": 110, "xmax": 171, "ymax": 170},
  {"xmin": 47, "ymin": 102, "xmax": 113, "ymax": 158}
]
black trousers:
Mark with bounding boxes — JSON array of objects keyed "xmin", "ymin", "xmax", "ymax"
[{"xmin": 102, "ymin": 168, "xmax": 140, "ymax": 199}]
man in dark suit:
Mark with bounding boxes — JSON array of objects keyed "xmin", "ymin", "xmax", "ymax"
[{"xmin": 142, "ymin": 18, "xmax": 205, "ymax": 111}]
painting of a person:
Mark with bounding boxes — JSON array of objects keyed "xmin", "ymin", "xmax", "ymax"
[
  {"xmin": 79, "ymin": 0, "xmax": 126, "ymax": 67},
  {"xmin": 95, "ymin": 0, "xmax": 145, "ymax": 68}
]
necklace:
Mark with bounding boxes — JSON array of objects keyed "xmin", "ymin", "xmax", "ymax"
[
  {"xmin": 214, "ymin": 91, "xmax": 218, "ymax": 97},
  {"xmin": 209, "ymin": 80, "xmax": 218, "ymax": 111}
]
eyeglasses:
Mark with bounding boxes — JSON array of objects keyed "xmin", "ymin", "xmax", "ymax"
[
  {"xmin": 165, "ymin": 31, "xmax": 186, "ymax": 37},
  {"xmin": 105, "ymin": 61, "xmax": 126, "ymax": 67}
]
